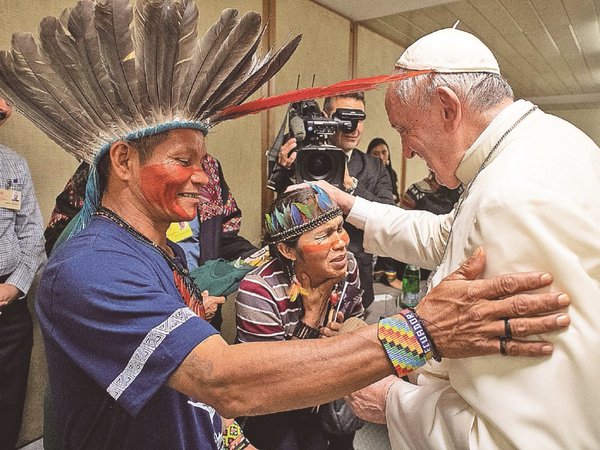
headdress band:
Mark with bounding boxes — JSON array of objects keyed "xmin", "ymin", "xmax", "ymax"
[{"xmin": 266, "ymin": 207, "xmax": 342, "ymax": 243}]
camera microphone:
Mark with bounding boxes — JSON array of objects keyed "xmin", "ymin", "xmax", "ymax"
[{"xmin": 289, "ymin": 114, "xmax": 306, "ymax": 142}]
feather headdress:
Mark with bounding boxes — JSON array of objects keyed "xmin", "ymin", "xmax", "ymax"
[
  {"xmin": 0, "ymin": 0, "xmax": 301, "ymax": 160},
  {"xmin": 0, "ymin": 0, "xmax": 301, "ymax": 235}
]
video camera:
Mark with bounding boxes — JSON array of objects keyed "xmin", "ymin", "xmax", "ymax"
[{"xmin": 276, "ymin": 99, "xmax": 365, "ymax": 188}]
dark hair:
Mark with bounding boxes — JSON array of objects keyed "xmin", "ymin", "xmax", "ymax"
[
  {"xmin": 367, "ymin": 137, "xmax": 388, "ymax": 154},
  {"xmin": 96, "ymin": 131, "xmax": 172, "ymax": 194},
  {"xmin": 367, "ymin": 137, "xmax": 393, "ymax": 170},
  {"xmin": 323, "ymin": 91, "xmax": 365, "ymax": 115}
]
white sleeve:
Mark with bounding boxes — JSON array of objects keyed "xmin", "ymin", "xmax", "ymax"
[
  {"xmin": 385, "ymin": 374, "xmax": 474, "ymax": 450},
  {"xmin": 347, "ymin": 196, "xmax": 453, "ymax": 270}
]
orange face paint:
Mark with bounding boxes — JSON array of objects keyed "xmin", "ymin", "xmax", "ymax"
[
  {"xmin": 340, "ymin": 230, "xmax": 350, "ymax": 245},
  {"xmin": 295, "ymin": 216, "xmax": 348, "ymax": 284},
  {"xmin": 302, "ymin": 241, "xmax": 331, "ymax": 254},
  {"xmin": 302, "ymin": 229, "xmax": 349, "ymax": 254}
]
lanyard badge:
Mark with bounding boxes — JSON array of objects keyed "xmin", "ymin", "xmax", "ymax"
[{"xmin": 0, "ymin": 178, "xmax": 22, "ymax": 210}]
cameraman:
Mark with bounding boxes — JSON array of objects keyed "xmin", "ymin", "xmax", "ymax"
[{"xmin": 274, "ymin": 92, "xmax": 395, "ymax": 310}]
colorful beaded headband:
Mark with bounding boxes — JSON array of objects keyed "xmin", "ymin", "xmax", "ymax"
[{"xmin": 265, "ymin": 184, "xmax": 342, "ymax": 243}]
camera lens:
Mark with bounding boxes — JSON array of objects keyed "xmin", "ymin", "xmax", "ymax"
[
  {"xmin": 306, "ymin": 152, "xmax": 333, "ymax": 179},
  {"xmin": 295, "ymin": 147, "xmax": 346, "ymax": 188}
]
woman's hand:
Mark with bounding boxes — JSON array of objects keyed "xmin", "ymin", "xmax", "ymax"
[
  {"xmin": 320, "ymin": 311, "xmax": 345, "ymax": 337},
  {"xmin": 201, "ymin": 290, "xmax": 226, "ymax": 321}
]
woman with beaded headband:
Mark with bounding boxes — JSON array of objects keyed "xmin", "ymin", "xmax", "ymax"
[{"xmin": 235, "ymin": 184, "xmax": 364, "ymax": 449}]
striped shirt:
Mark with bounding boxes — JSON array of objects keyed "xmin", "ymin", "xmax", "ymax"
[
  {"xmin": 0, "ymin": 145, "xmax": 45, "ymax": 295},
  {"xmin": 235, "ymin": 253, "xmax": 363, "ymax": 343}
]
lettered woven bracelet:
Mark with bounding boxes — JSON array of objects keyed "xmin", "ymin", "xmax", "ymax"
[{"xmin": 377, "ymin": 309, "xmax": 435, "ymax": 377}]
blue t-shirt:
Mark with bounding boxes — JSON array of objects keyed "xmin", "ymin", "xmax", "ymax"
[{"xmin": 36, "ymin": 216, "xmax": 222, "ymax": 449}]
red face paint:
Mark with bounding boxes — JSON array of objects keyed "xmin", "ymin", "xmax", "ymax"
[
  {"xmin": 136, "ymin": 128, "xmax": 209, "ymax": 222},
  {"xmin": 140, "ymin": 162, "xmax": 199, "ymax": 221}
]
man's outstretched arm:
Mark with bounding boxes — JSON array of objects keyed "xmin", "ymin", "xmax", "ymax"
[{"xmin": 169, "ymin": 248, "xmax": 569, "ymax": 418}]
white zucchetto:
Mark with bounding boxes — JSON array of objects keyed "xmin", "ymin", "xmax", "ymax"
[{"xmin": 395, "ymin": 28, "xmax": 500, "ymax": 75}]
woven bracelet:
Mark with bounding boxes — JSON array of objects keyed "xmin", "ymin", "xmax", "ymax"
[
  {"xmin": 232, "ymin": 437, "xmax": 251, "ymax": 450},
  {"xmin": 377, "ymin": 310, "xmax": 434, "ymax": 377},
  {"xmin": 222, "ymin": 421, "xmax": 250, "ymax": 450}
]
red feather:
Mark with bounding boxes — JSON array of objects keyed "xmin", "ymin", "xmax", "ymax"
[{"xmin": 216, "ymin": 69, "xmax": 433, "ymax": 120}]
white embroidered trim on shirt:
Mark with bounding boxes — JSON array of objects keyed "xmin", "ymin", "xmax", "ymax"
[{"xmin": 107, "ymin": 307, "xmax": 196, "ymax": 400}]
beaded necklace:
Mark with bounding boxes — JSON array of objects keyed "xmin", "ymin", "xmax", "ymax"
[
  {"xmin": 94, "ymin": 206, "xmax": 206, "ymax": 319},
  {"xmin": 432, "ymin": 105, "xmax": 538, "ymax": 284}
]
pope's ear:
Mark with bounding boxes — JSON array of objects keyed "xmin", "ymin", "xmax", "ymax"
[
  {"xmin": 109, "ymin": 141, "xmax": 136, "ymax": 181},
  {"xmin": 436, "ymin": 86, "xmax": 462, "ymax": 132},
  {"xmin": 276, "ymin": 242, "xmax": 297, "ymax": 262}
]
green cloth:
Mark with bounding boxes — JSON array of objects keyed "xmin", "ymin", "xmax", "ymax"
[{"xmin": 189, "ymin": 258, "xmax": 254, "ymax": 297}]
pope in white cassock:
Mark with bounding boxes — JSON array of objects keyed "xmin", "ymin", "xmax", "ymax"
[{"xmin": 321, "ymin": 27, "xmax": 600, "ymax": 450}]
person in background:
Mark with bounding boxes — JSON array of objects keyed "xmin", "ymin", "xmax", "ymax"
[
  {"xmin": 398, "ymin": 169, "xmax": 463, "ymax": 281},
  {"xmin": 366, "ymin": 137, "xmax": 403, "ymax": 289},
  {"xmin": 44, "ymin": 161, "xmax": 89, "ymax": 256},
  {"xmin": 400, "ymin": 169, "xmax": 462, "ymax": 214},
  {"xmin": 236, "ymin": 185, "xmax": 364, "ymax": 450},
  {"xmin": 367, "ymin": 138, "xmax": 399, "ymax": 203},
  {"xmin": 317, "ymin": 27, "xmax": 597, "ymax": 449},
  {"xmin": 0, "ymin": 97, "xmax": 45, "ymax": 449}
]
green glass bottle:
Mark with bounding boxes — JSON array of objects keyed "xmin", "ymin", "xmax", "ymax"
[{"xmin": 401, "ymin": 264, "xmax": 421, "ymax": 308}]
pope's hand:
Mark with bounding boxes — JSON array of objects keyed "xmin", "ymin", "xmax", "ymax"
[{"xmin": 346, "ymin": 375, "xmax": 398, "ymax": 424}]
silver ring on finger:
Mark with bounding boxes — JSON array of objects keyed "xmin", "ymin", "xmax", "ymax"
[
  {"xmin": 499, "ymin": 336, "xmax": 508, "ymax": 356},
  {"xmin": 504, "ymin": 318, "xmax": 513, "ymax": 339}
]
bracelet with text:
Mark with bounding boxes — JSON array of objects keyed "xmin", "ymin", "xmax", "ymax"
[{"xmin": 377, "ymin": 310, "xmax": 434, "ymax": 377}]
